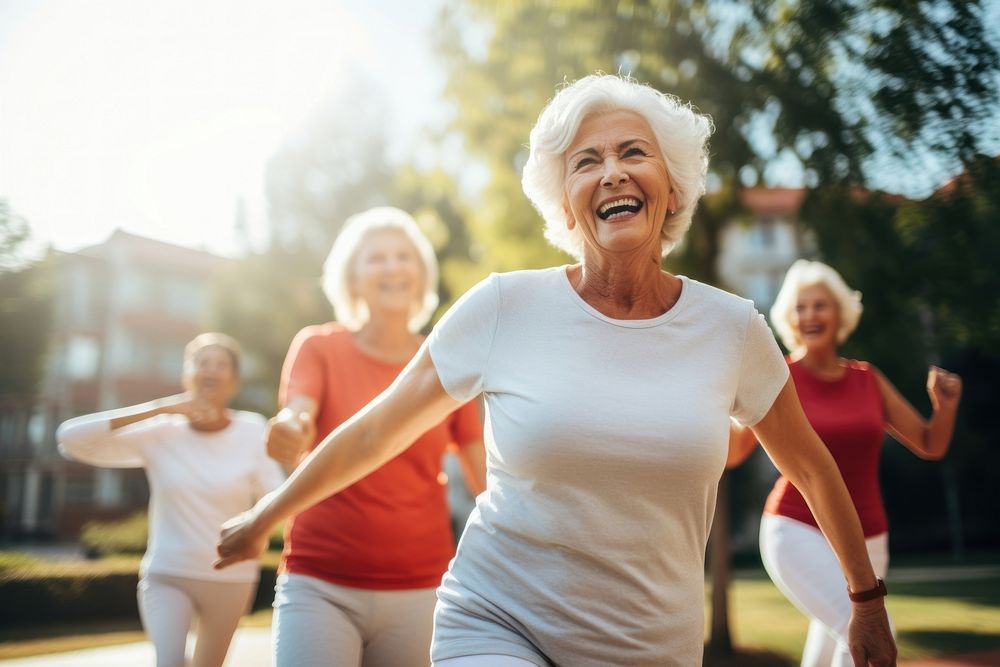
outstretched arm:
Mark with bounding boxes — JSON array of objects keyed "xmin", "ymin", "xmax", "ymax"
[
  {"xmin": 215, "ymin": 345, "xmax": 462, "ymax": 568},
  {"xmin": 874, "ymin": 366, "xmax": 962, "ymax": 461},
  {"xmin": 752, "ymin": 377, "xmax": 896, "ymax": 667},
  {"xmin": 57, "ymin": 394, "xmax": 220, "ymax": 467}
]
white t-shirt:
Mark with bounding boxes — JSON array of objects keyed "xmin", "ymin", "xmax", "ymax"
[
  {"xmin": 58, "ymin": 410, "xmax": 285, "ymax": 582},
  {"xmin": 428, "ymin": 267, "xmax": 788, "ymax": 666}
]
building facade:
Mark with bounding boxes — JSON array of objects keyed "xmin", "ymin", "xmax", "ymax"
[{"xmin": 1, "ymin": 230, "xmax": 228, "ymax": 540}]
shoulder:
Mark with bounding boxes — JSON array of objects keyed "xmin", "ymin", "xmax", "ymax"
[
  {"xmin": 290, "ymin": 323, "xmax": 352, "ymax": 356},
  {"xmin": 294, "ymin": 322, "xmax": 349, "ymax": 344},
  {"xmin": 493, "ymin": 266, "xmax": 565, "ymax": 289},
  {"xmin": 682, "ymin": 277, "xmax": 757, "ymax": 322},
  {"xmin": 231, "ymin": 410, "xmax": 267, "ymax": 431}
]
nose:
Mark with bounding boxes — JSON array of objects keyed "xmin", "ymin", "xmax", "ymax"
[{"xmin": 600, "ymin": 157, "xmax": 629, "ymax": 188}]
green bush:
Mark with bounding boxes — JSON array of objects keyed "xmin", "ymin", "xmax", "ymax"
[
  {"xmin": 0, "ymin": 553, "xmax": 280, "ymax": 627},
  {"xmin": 80, "ymin": 512, "xmax": 148, "ymax": 557}
]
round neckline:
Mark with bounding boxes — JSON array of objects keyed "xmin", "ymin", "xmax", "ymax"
[
  {"xmin": 182, "ymin": 410, "xmax": 236, "ymax": 438},
  {"xmin": 792, "ymin": 358, "xmax": 850, "ymax": 384},
  {"xmin": 558, "ymin": 265, "xmax": 690, "ymax": 329}
]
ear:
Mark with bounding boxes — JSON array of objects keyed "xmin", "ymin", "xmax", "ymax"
[
  {"xmin": 562, "ymin": 199, "xmax": 576, "ymax": 231},
  {"xmin": 667, "ymin": 190, "xmax": 679, "ymax": 215}
]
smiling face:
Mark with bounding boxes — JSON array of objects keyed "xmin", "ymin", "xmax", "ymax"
[
  {"xmin": 562, "ymin": 109, "xmax": 678, "ymax": 259},
  {"xmin": 351, "ymin": 229, "xmax": 424, "ymax": 319},
  {"xmin": 792, "ymin": 283, "xmax": 841, "ymax": 353},
  {"xmin": 183, "ymin": 345, "xmax": 239, "ymax": 406}
]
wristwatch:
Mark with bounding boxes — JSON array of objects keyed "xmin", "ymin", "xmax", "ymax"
[{"xmin": 848, "ymin": 577, "xmax": 888, "ymax": 602}]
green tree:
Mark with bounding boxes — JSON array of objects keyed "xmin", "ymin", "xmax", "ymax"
[
  {"xmin": 804, "ymin": 155, "xmax": 1000, "ymax": 555},
  {"xmin": 0, "ymin": 201, "xmax": 53, "ymax": 407},
  {"xmin": 433, "ymin": 0, "xmax": 999, "ymax": 655}
]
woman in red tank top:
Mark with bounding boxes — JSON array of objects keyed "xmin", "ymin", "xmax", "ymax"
[{"xmin": 729, "ymin": 259, "xmax": 962, "ymax": 667}]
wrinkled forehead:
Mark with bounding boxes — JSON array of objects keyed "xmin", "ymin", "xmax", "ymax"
[{"xmin": 566, "ymin": 109, "xmax": 659, "ymax": 156}]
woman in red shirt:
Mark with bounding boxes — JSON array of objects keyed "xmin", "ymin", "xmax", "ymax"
[
  {"xmin": 264, "ymin": 207, "xmax": 485, "ymax": 667},
  {"xmin": 729, "ymin": 259, "xmax": 962, "ymax": 667}
]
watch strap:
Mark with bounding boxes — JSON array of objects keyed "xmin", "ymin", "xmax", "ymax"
[{"xmin": 848, "ymin": 577, "xmax": 887, "ymax": 602}]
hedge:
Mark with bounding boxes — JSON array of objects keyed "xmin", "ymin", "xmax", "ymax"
[{"xmin": 0, "ymin": 553, "xmax": 280, "ymax": 628}]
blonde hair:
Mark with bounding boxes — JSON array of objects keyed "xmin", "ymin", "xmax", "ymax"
[
  {"xmin": 770, "ymin": 259, "xmax": 864, "ymax": 351},
  {"xmin": 183, "ymin": 332, "xmax": 241, "ymax": 376},
  {"xmin": 521, "ymin": 73, "xmax": 714, "ymax": 260},
  {"xmin": 322, "ymin": 207, "xmax": 440, "ymax": 332}
]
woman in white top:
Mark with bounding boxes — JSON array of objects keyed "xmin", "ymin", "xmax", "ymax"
[
  {"xmin": 215, "ymin": 74, "xmax": 896, "ymax": 666},
  {"xmin": 59, "ymin": 332, "xmax": 284, "ymax": 667}
]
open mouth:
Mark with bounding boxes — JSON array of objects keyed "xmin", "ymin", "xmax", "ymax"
[
  {"xmin": 800, "ymin": 325, "xmax": 826, "ymax": 336},
  {"xmin": 597, "ymin": 197, "xmax": 644, "ymax": 221}
]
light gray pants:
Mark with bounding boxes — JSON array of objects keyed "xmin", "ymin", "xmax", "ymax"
[
  {"xmin": 760, "ymin": 514, "xmax": 894, "ymax": 667},
  {"xmin": 137, "ymin": 572, "xmax": 256, "ymax": 667},
  {"xmin": 272, "ymin": 572, "xmax": 438, "ymax": 667}
]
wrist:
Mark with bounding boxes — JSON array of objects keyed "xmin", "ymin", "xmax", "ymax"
[
  {"xmin": 252, "ymin": 492, "xmax": 282, "ymax": 534},
  {"xmin": 848, "ymin": 577, "xmax": 887, "ymax": 603}
]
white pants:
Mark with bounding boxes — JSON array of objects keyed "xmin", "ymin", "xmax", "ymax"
[
  {"xmin": 760, "ymin": 514, "xmax": 894, "ymax": 667},
  {"xmin": 137, "ymin": 573, "xmax": 256, "ymax": 667},
  {"xmin": 272, "ymin": 572, "xmax": 438, "ymax": 667}
]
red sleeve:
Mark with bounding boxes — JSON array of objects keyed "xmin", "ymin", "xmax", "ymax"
[
  {"xmin": 449, "ymin": 398, "xmax": 483, "ymax": 449},
  {"xmin": 279, "ymin": 327, "xmax": 326, "ymax": 407}
]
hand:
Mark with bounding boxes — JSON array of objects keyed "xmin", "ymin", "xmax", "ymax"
[
  {"xmin": 159, "ymin": 393, "xmax": 224, "ymax": 426},
  {"xmin": 214, "ymin": 504, "xmax": 271, "ymax": 570},
  {"xmin": 927, "ymin": 366, "xmax": 962, "ymax": 413},
  {"xmin": 266, "ymin": 408, "xmax": 315, "ymax": 468},
  {"xmin": 848, "ymin": 599, "xmax": 897, "ymax": 666}
]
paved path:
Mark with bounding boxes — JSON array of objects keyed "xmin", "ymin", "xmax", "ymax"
[
  {"xmin": 3, "ymin": 629, "xmax": 997, "ymax": 666},
  {"xmin": 3, "ymin": 565, "xmax": 996, "ymax": 666},
  {"xmin": 0, "ymin": 627, "xmax": 271, "ymax": 666}
]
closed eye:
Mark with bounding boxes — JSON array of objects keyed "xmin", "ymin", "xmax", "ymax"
[
  {"xmin": 623, "ymin": 147, "xmax": 647, "ymax": 158},
  {"xmin": 572, "ymin": 157, "xmax": 596, "ymax": 171}
]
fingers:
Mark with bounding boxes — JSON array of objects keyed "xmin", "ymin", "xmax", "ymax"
[{"xmin": 213, "ymin": 553, "xmax": 246, "ymax": 570}]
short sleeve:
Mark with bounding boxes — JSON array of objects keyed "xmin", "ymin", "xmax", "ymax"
[
  {"xmin": 428, "ymin": 274, "xmax": 500, "ymax": 402},
  {"xmin": 280, "ymin": 327, "xmax": 326, "ymax": 406},
  {"xmin": 731, "ymin": 308, "xmax": 790, "ymax": 426},
  {"xmin": 449, "ymin": 398, "xmax": 484, "ymax": 448}
]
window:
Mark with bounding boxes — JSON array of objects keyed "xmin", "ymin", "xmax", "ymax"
[{"xmin": 65, "ymin": 335, "xmax": 100, "ymax": 379}]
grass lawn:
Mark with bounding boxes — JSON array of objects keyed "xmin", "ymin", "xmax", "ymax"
[
  {"xmin": 722, "ymin": 571, "xmax": 1000, "ymax": 661},
  {"xmin": 1, "ymin": 560, "xmax": 997, "ymax": 661}
]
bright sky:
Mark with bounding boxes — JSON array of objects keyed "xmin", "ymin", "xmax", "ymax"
[
  {"xmin": 2, "ymin": 1, "xmax": 997, "ymax": 259},
  {"xmin": 0, "ymin": 0, "xmax": 450, "ymax": 257}
]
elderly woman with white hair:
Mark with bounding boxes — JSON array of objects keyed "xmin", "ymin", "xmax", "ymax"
[
  {"xmin": 728, "ymin": 259, "xmax": 962, "ymax": 667},
  {"xmin": 261, "ymin": 207, "xmax": 485, "ymax": 667},
  {"xmin": 216, "ymin": 75, "xmax": 896, "ymax": 666},
  {"xmin": 58, "ymin": 333, "xmax": 284, "ymax": 667}
]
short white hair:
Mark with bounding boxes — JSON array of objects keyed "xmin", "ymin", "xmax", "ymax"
[
  {"xmin": 770, "ymin": 259, "xmax": 864, "ymax": 351},
  {"xmin": 522, "ymin": 73, "xmax": 714, "ymax": 260},
  {"xmin": 322, "ymin": 207, "xmax": 440, "ymax": 333}
]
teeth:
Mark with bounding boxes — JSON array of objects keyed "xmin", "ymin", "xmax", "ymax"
[{"xmin": 598, "ymin": 197, "xmax": 641, "ymax": 215}]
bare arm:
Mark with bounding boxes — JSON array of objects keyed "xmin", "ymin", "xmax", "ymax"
[
  {"xmin": 725, "ymin": 420, "xmax": 758, "ymax": 469},
  {"xmin": 752, "ymin": 377, "xmax": 896, "ymax": 666},
  {"xmin": 215, "ymin": 345, "xmax": 463, "ymax": 568},
  {"xmin": 454, "ymin": 440, "xmax": 487, "ymax": 496},
  {"xmin": 874, "ymin": 366, "xmax": 962, "ymax": 461}
]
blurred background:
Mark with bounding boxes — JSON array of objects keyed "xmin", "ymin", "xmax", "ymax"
[{"xmin": 1, "ymin": 0, "xmax": 998, "ymax": 662}]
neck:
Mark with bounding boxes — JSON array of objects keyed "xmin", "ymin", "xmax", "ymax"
[
  {"xmin": 190, "ymin": 406, "xmax": 231, "ymax": 433},
  {"xmin": 794, "ymin": 346, "xmax": 841, "ymax": 371},
  {"xmin": 572, "ymin": 250, "xmax": 679, "ymax": 319},
  {"xmin": 354, "ymin": 312, "xmax": 418, "ymax": 354}
]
